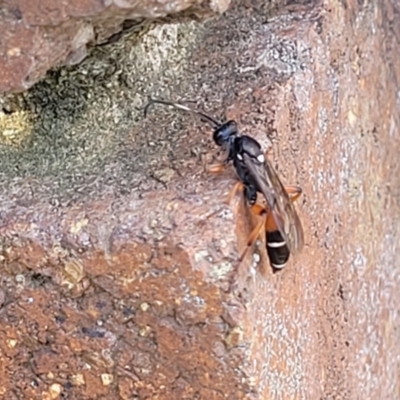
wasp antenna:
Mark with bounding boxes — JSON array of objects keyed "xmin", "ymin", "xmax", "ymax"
[
  {"xmin": 143, "ymin": 98, "xmax": 159, "ymax": 118},
  {"xmin": 143, "ymin": 98, "xmax": 221, "ymax": 128}
]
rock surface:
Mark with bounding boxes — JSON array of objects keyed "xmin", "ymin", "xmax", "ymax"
[
  {"xmin": 0, "ymin": 0, "xmax": 400, "ymax": 399},
  {"xmin": 0, "ymin": 0, "xmax": 230, "ymax": 93}
]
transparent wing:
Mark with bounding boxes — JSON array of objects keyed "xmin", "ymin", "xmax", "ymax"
[{"xmin": 243, "ymin": 153, "xmax": 304, "ymax": 254}]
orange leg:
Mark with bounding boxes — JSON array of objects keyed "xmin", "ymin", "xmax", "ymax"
[
  {"xmin": 207, "ymin": 166, "xmax": 245, "ymax": 205},
  {"xmin": 207, "ymin": 163, "xmax": 226, "ymax": 174},
  {"xmin": 284, "ymin": 185, "xmax": 302, "ymax": 203},
  {"xmin": 265, "ymin": 185, "xmax": 302, "ymax": 232},
  {"xmin": 237, "ymin": 204, "xmax": 267, "ymax": 263},
  {"xmin": 229, "ymin": 204, "xmax": 268, "ymax": 288},
  {"xmin": 227, "ymin": 181, "xmax": 244, "ymax": 204}
]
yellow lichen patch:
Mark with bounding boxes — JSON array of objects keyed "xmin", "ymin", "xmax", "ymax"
[
  {"xmin": 0, "ymin": 110, "xmax": 33, "ymax": 147},
  {"xmin": 49, "ymin": 383, "xmax": 62, "ymax": 399},
  {"xmin": 7, "ymin": 47, "xmax": 21, "ymax": 57},
  {"xmin": 347, "ymin": 108, "xmax": 358, "ymax": 128},
  {"xmin": 70, "ymin": 217, "xmax": 89, "ymax": 234},
  {"xmin": 100, "ymin": 373, "xmax": 114, "ymax": 386},
  {"xmin": 6, "ymin": 338, "xmax": 18, "ymax": 348},
  {"xmin": 61, "ymin": 258, "xmax": 85, "ymax": 288},
  {"xmin": 71, "ymin": 373, "xmax": 85, "ymax": 386}
]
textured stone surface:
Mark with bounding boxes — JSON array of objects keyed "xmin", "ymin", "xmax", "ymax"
[
  {"xmin": 0, "ymin": 0, "xmax": 400, "ymax": 399},
  {"xmin": 0, "ymin": 0, "xmax": 230, "ymax": 93}
]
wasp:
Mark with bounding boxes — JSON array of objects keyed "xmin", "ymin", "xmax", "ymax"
[{"xmin": 143, "ymin": 98, "xmax": 304, "ymax": 271}]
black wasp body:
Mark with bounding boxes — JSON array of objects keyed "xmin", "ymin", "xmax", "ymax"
[
  {"xmin": 143, "ymin": 99, "xmax": 304, "ymax": 271},
  {"xmin": 213, "ymin": 120, "xmax": 267, "ymax": 206}
]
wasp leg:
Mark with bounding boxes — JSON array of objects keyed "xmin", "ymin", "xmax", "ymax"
[
  {"xmin": 237, "ymin": 204, "xmax": 267, "ymax": 262},
  {"xmin": 264, "ymin": 148, "xmax": 274, "ymax": 162},
  {"xmin": 229, "ymin": 204, "xmax": 267, "ymax": 289},
  {"xmin": 207, "ymin": 163, "xmax": 226, "ymax": 174},
  {"xmin": 207, "ymin": 154, "xmax": 232, "ymax": 174},
  {"xmin": 284, "ymin": 185, "xmax": 302, "ymax": 203},
  {"xmin": 264, "ymin": 185, "xmax": 302, "ymax": 233},
  {"xmin": 227, "ymin": 181, "xmax": 244, "ymax": 204}
]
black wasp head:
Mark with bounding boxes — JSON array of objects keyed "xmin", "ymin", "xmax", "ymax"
[
  {"xmin": 234, "ymin": 135, "xmax": 265, "ymax": 164},
  {"xmin": 212, "ymin": 120, "xmax": 238, "ymax": 147}
]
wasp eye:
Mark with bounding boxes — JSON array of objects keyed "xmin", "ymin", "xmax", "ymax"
[
  {"xmin": 257, "ymin": 154, "xmax": 265, "ymax": 163},
  {"xmin": 236, "ymin": 153, "xmax": 243, "ymax": 160}
]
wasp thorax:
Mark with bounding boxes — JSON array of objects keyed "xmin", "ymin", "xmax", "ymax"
[{"xmin": 236, "ymin": 136, "xmax": 263, "ymax": 163}]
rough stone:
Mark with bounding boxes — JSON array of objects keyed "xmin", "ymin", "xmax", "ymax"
[{"xmin": 0, "ymin": 0, "xmax": 230, "ymax": 93}]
